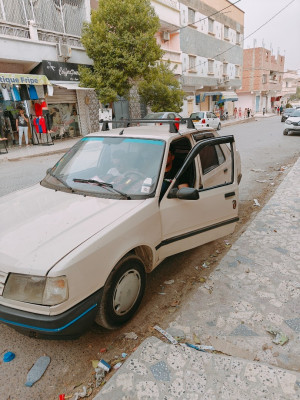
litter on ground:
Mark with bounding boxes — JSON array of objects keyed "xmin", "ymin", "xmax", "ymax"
[
  {"xmin": 124, "ymin": 332, "xmax": 138, "ymax": 340},
  {"xmin": 253, "ymin": 199, "xmax": 260, "ymax": 207},
  {"xmin": 266, "ymin": 327, "xmax": 289, "ymax": 345},
  {"xmin": 25, "ymin": 356, "xmax": 50, "ymax": 387}
]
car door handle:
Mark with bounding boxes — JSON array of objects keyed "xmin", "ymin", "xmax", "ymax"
[
  {"xmin": 225, "ymin": 191, "xmax": 235, "ymax": 198},
  {"xmin": 224, "ymin": 168, "xmax": 228, "ymax": 173}
]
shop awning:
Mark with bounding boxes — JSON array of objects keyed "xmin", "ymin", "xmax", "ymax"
[
  {"xmin": 202, "ymin": 91, "xmax": 238, "ymax": 103},
  {"xmin": 0, "ymin": 73, "xmax": 51, "ymax": 86},
  {"xmin": 52, "ymin": 82, "xmax": 91, "ymax": 90}
]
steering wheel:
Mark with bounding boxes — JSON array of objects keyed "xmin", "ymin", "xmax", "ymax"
[{"xmin": 123, "ymin": 170, "xmax": 145, "ymax": 180}]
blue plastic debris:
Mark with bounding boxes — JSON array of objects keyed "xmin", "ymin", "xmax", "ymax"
[
  {"xmin": 25, "ymin": 356, "xmax": 51, "ymax": 387},
  {"xmin": 3, "ymin": 351, "xmax": 15, "ymax": 362},
  {"xmin": 98, "ymin": 359, "xmax": 111, "ymax": 372},
  {"xmin": 121, "ymin": 353, "xmax": 128, "ymax": 358}
]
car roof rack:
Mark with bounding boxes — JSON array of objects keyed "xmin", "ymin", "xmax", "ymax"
[{"xmin": 100, "ymin": 118, "xmax": 195, "ymax": 133}]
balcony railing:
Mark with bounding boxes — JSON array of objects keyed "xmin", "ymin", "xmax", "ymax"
[{"xmin": 0, "ymin": 0, "xmax": 86, "ymax": 37}]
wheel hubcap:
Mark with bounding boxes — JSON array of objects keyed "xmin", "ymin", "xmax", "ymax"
[{"xmin": 113, "ymin": 269, "xmax": 141, "ymax": 316}]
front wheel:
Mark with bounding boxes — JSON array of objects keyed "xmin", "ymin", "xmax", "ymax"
[
  {"xmin": 95, "ymin": 255, "xmax": 146, "ymax": 329},
  {"xmin": 283, "ymin": 129, "xmax": 288, "ymax": 135},
  {"xmin": 217, "ymin": 123, "xmax": 221, "ymax": 130}
]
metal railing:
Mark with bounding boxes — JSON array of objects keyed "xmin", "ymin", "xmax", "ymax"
[{"xmin": 0, "ymin": 0, "xmax": 86, "ymax": 37}]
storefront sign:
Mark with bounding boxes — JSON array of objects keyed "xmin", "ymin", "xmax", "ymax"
[
  {"xmin": 42, "ymin": 60, "xmax": 92, "ymax": 82},
  {"xmin": 0, "ymin": 73, "xmax": 50, "ymax": 86}
]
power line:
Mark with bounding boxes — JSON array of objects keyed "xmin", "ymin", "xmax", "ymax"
[{"xmin": 180, "ymin": 0, "xmax": 296, "ymax": 75}]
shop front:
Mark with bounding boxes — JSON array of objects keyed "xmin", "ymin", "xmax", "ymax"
[
  {"xmin": 0, "ymin": 73, "xmax": 52, "ymax": 146},
  {"xmin": 32, "ymin": 61, "xmax": 99, "ymax": 138},
  {"xmin": 201, "ymin": 91, "xmax": 238, "ymax": 117}
]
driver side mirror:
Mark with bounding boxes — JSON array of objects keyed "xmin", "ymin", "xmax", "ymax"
[{"xmin": 168, "ymin": 187, "xmax": 199, "ymax": 200}]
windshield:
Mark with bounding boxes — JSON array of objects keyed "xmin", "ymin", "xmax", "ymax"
[
  {"xmin": 42, "ymin": 137, "xmax": 165, "ymax": 199},
  {"xmin": 190, "ymin": 112, "xmax": 204, "ymax": 119},
  {"xmin": 291, "ymin": 110, "xmax": 300, "ymax": 117},
  {"xmin": 143, "ymin": 112, "xmax": 166, "ymax": 119}
]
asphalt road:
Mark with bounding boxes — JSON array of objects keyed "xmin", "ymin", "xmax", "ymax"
[{"xmin": 0, "ymin": 116, "xmax": 299, "ymax": 400}]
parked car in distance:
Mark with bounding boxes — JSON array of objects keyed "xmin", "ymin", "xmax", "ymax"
[
  {"xmin": 142, "ymin": 112, "xmax": 184, "ymax": 125},
  {"xmin": 281, "ymin": 108, "xmax": 295, "ymax": 122},
  {"xmin": 190, "ymin": 111, "xmax": 221, "ymax": 130},
  {"xmin": 0, "ymin": 123, "xmax": 241, "ymax": 339},
  {"xmin": 283, "ymin": 109, "xmax": 300, "ymax": 135}
]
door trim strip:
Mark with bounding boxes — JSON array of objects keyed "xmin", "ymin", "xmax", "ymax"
[{"xmin": 156, "ymin": 217, "xmax": 239, "ymax": 250}]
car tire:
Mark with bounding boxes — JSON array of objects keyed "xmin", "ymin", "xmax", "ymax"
[
  {"xmin": 283, "ymin": 129, "xmax": 288, "ymax": 135},
  {"xmin": 217, "ymin": 123, "xmax": 221, "ymax": 130},
  {"xmin": 95, "ymin": 254, "xmax": 146, "ymax": 329}
]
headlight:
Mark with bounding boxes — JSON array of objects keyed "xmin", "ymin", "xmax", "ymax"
[
  {"xmin": 285, "ymin": 120, "xmax": 292, "ymax": 125},
  {"xmin": 3, "ymin": 274, "xmax": 68, "ymax": 306}
]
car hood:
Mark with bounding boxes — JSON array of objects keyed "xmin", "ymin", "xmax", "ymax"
[{"xmin": 0, "ymin": 185, "xmax": 144, "ymax": 275}]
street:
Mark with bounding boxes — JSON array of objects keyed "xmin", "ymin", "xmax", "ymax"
[{"xmin": 0, "ymin": 117, "xmax": 299, "ymax": 400}]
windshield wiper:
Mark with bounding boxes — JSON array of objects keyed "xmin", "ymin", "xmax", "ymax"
[
  {"xmin": 73, "ymin": 178, "xmax": 131, "ymax": 199},
  {"xmin": 48, "ymin": 171, "xmax": 74, "ymax": 192}
]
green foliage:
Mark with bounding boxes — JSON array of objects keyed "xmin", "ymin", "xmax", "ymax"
[
  {"xmin": 80, "ymin": 0, "xmax": 162, "ymax": 103},
  {"xmin": 138, "ymin": 62, "xmax": 185, "ymax": 113},
  {"xmin": 289, "ymin": 86, "xmax": 300, "ymax": 101}
]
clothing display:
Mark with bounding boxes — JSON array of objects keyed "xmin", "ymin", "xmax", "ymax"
[
  {"xmin": 47, "ymin": 85, "xmax": 54, "ymax": 97},
  {"xmin": 34, "ymin": 102, "xmax": 43, "ymax": 117},
  {"xmin": 42, "ymin": 109, "xmax": 52, "ymax": 131},
  {"xmin": 19, "ymin": 85, "xmax": 30, "ymax": 100},
  {"xmin": 33, "ymin": 117, "xmax": 47, "ymax": 133},
  {"xmin": 28, "ymin": 85, "xmax": 39, "ymax": 100},
  {"xmin": 12, "ymin": 86, "xmax": 21, "ymax": 102},
  {"xmin": 1, "ymin": 84, "xmax": 11, "ymax": 101},
  {"xmin": 35, "ymin": 85, "xmax": 45, "ymax": 99}
]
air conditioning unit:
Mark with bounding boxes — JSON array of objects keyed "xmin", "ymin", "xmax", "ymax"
[
  {"xmin": 224, "ymin": 75, "xmax": 230, "ymax": 82},
  {"xmin": 162, "ymin": 31, "xmax": 170, "ymax": 41},
  {"xmin": 57, "ymin": 43, "xmax": 72, "ymax": 59}
]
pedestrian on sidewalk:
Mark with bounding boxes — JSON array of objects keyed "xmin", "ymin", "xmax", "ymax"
[
  {"xmin": 277, "ymin": 107, "xmax": 280, "ymax": 115},
  {"xmin": 280, "ymin": 105, "xmax": 283, "ymax": 114},
  {"xmin": 244, "ymin": 108, "xmax": 247, "ymax": 118},
  {"xmin": 247, "ymin": 108, "xmax": 250, "ymax": 118},
  {"xmin": 16, "ymin": 107, "xmax": 29, "ymax": 147},
  {"xmin": 263, "ymin": 107, "xmax": 266, "ymax": 116},
  {"xmin": 233, "ymin": 107, "xmax": 237, "ymax": 119},
  {"xmin": 238, "ymin": 107, "xmax": 242, "ymax": 119}
]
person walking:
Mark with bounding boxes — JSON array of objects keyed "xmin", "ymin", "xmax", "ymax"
[
  {"xmin": 244, "ymin": 108, "xmax": 247, "ymax": 119},
  {"xmin": 247, "ymin": 108, "xmax": 250, "ymax": 118},
  {"xmin": 263, "ymin": 107, "xmax": 266, "ymax": 116},
  {"xmin": 233, "ymin": 107, "xmax": 237, "ymax": 119},
  {"xmin": 16, "ymin": 107, "xmax": 29, "ymax": 147},
  {"xmin": 238, "ymin": 107, "xmax": 242, "ymax": 119},
  {"xmin": 280, "ymin": 105, "xmax": 283, "ymax": 114}
]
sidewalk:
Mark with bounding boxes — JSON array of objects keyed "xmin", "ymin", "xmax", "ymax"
[
  {"xmin": 94, "ymin": 158, "xmax": 300, "ymax": 400},
  {"xmin": 0, "ymin": 117, "xmax": 256, "ymax": 163}
]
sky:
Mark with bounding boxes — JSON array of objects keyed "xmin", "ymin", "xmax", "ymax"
[{"xmin": 234, "ymin": 0, "xmax": 300, "ymax": 71}]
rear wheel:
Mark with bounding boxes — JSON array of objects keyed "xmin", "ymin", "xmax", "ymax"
[
  {"xmin": 217, "ymin": 123, "xmax": 221, "ymax": 130},
  {"xmin": 283, "ymin": 129, "xmax": 288, "ymax": 135},
  {"xmin": 95, "ymin": 255, "xmax": 146, "ymax": 329}
]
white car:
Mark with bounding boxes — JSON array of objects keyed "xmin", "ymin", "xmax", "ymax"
[
  {"xmin": 190, "ymin": 111, "xmax": 221, "ymax": 130},
  {"xmin": 0, "ymin": 122, "xmax": 241, "ymax": 338},
  {"xmin": 283, "ymin": 109, "xmax": 300, "ymax": 135}
]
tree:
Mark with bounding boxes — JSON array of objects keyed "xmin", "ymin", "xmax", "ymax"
[
  {"xmin": 80, "ymin": 0, "xmax": 163, "ymax": 104},
  {"xmin": 138, "ymin": 62, "xmax": 185, "ymax": 113}
]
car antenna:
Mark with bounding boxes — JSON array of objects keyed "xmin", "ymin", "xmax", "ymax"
[{"xmin": 119, "ymin": 129, "xmax": 124, "ymax": 135}]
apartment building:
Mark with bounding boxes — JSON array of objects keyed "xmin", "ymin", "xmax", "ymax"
[
  {"xmin": 236, "ymin": 47, "xmax": 285, "ymax": 113},
  {"xmin": 0, "ymin": 0, "xmax": 99, "ymax": 142},
  {"xmin": 281, "ymin": 70, "xmax": 300, "ymax": 105},
  {"xmin": 178, "ymin": 0, "xmax": 244, "ymax": 117}
]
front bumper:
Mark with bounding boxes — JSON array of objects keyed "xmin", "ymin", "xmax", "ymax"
[{"xmin": 0, "ymin": 288, "xmax": 102, "ymax": 339}]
